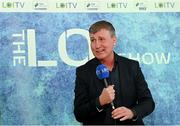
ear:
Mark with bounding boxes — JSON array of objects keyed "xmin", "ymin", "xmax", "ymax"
[{"xmin": 112, "ymin": 36, "xmax": 117, "ymax": 45}]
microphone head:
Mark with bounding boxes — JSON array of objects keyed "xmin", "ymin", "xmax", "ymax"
[{"xmin": 96, "ymin": 64, "xmax": 109, "ymax": 80}]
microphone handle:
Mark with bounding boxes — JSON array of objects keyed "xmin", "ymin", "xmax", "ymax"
[{"xmin": 103, "ymin": 79, "xmax": 115, "ymax": 110}]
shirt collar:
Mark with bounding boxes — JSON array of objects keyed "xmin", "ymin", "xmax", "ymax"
[{"xmin": 95, "ymin": 51, "xmax": 118, "ymax": 65}]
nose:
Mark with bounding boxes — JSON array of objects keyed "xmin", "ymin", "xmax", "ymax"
[{"xmin": 94, "ymin": 40, "xmax": 100, "ymax": 49}]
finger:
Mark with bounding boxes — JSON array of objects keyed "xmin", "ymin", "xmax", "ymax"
[
  {"xmin": 106, "ymin": 88, "xmax": 111, "ymax": 93},
  {"xmin": 112, "ymin": 112, "xmax": 125, "ymax": 119},
  {"xmin": 110, "ymin": 85, "xmax": 114, "ymax": 88},
  {"xmin": 108, "ymin": 85, "xmax": 115, "ymax": 90},
  {"xmin": 107, "ymin": 85, "xmax": 114, "ymax": 88},
  {"xmin": 112, "ymin": 107, "xmax": 120, "ymax": 115},
  {"xmin": 120, "ymin": 115, "xmax": 128, "ymax": 121},
  {"xmin": 107, "ymin": 89, "xmax": 115, "ymax": 95},
  {"xmin": 112, "ymin": 107, "xmax": 125, "ymax": 115},
  {"xmin": 112, "ymin": 110, "xmax": 125, "ymax": 118},
  {"xmin": 107, "ymin": 91, "xmax": 115, "ymax": 99},
  {"xmin": 109, "ymin": 95, "xmax": 114, "ymax": 101},
  {"xmin": 107, "ymin": 87, "xmax": 114, "ymax": 92}
]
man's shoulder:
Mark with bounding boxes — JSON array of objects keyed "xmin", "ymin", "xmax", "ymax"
[
  {"xmin": 116, "ymin": 55, "xmax": 140, "ymax": 73},
  {"xmin": 117, "ymin": 55, "xmax": 139, "ymax": 65}
]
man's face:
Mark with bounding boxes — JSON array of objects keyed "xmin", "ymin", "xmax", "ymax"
[{"xmin": 90, "ymin": 29, "xmax": 117, "ymax": 61}]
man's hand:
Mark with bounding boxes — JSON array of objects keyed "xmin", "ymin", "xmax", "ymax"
[
  {"xmin": 99, "ymin": 85, "xmax": 115, "ymax": 106},
  {"xmin": 111, "ymin": 107, "xmax": 134, "ymax": 121}
]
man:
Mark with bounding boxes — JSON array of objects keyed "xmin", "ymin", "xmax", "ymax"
[{"xmin": 74, "ymin": 20, "xmax": 155, "ymax": 125}]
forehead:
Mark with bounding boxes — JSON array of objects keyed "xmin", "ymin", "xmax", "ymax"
[{"xmin": 89, "ymin": 29, "xmax": 111, "ymax": 38}]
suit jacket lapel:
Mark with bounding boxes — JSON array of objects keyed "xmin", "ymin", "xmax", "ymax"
[{"xmin": 117, "ymin": 55, "xmax": 128, "ymax": 106}]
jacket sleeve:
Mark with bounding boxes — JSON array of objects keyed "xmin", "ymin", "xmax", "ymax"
[
  {"xmin": 74, "ymin": 67, "xmax": 100, "ymax": 123},
  {"xmin": 131, "ymin": 62, "xmax": 155, "ymax": 119}
]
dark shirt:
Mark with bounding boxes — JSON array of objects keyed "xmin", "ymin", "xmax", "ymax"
[
  {"xmin": 106, "ymin": 56, "xmax": 121, "ymax": 124},
  {"xmin": 108, "ymin": 55, "xmax": 121, "ymax": 108}
]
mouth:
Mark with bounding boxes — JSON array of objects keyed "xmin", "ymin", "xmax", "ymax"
[{"xmin": 96, "ymin": 49, "xmax": 105, "ymax": 54}]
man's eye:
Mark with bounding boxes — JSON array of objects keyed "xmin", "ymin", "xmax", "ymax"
[
  {"xmin": 99, "ymin": 38, "xmax": 104, "ymax": 41},
  {"xmin": 91, "ymin": 39, "xmax": 95, "ymax": 42}
]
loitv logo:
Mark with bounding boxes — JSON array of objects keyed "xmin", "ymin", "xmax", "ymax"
[
  {"xmin": 2, "ymin": 2, "xmax": 25, "ymax": 8},
  {"xmin": 12, "ymin": 29, "xmax": 171, "ymax": 67}
]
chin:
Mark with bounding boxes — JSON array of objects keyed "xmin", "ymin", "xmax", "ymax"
[{"xmin": 95, "ymin": 55, "xmax": 105, "ymax": 60}]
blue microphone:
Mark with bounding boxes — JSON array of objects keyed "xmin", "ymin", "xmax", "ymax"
[
  {"xmin": 96, "ymin": 64, "xmax": 115, "ymax": 109},
  {"xmin": 96, "ymin": 64, "xmax": 109, "ymax": 80}
]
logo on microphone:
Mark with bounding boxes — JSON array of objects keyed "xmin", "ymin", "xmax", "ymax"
[{"xmin": 96, "ymin": 64, "xmax": 109, "ymax": 80}]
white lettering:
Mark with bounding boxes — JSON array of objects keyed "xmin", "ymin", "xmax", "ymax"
[
  {"xmin": 58, "ymin": 28, "xmax": 93, "ymax": 67},
  {"xmin": 155, "ymin": 53, "xmax": 170, "ymax": 64},
  {"xmin": 119, "ymin": 52, "xmax": 171, "ymax": 65},
  {"xmin": 27, "ymin": 29, "xmax": 57, "ymax": 67}
]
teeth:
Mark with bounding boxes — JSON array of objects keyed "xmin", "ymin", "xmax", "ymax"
[{"xmin": 97, "ymin": 50, "xmax": 103, "ymax": 53}]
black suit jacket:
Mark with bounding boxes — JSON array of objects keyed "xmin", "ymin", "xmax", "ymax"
[{"xmin": 74, "ymin": 53, "xmax": 155, "ymax": 125}]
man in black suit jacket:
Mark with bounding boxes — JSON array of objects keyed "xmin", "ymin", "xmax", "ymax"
[{"xmin": 74, "ymin": 20, "xmax": 155, "ymax": 125}]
